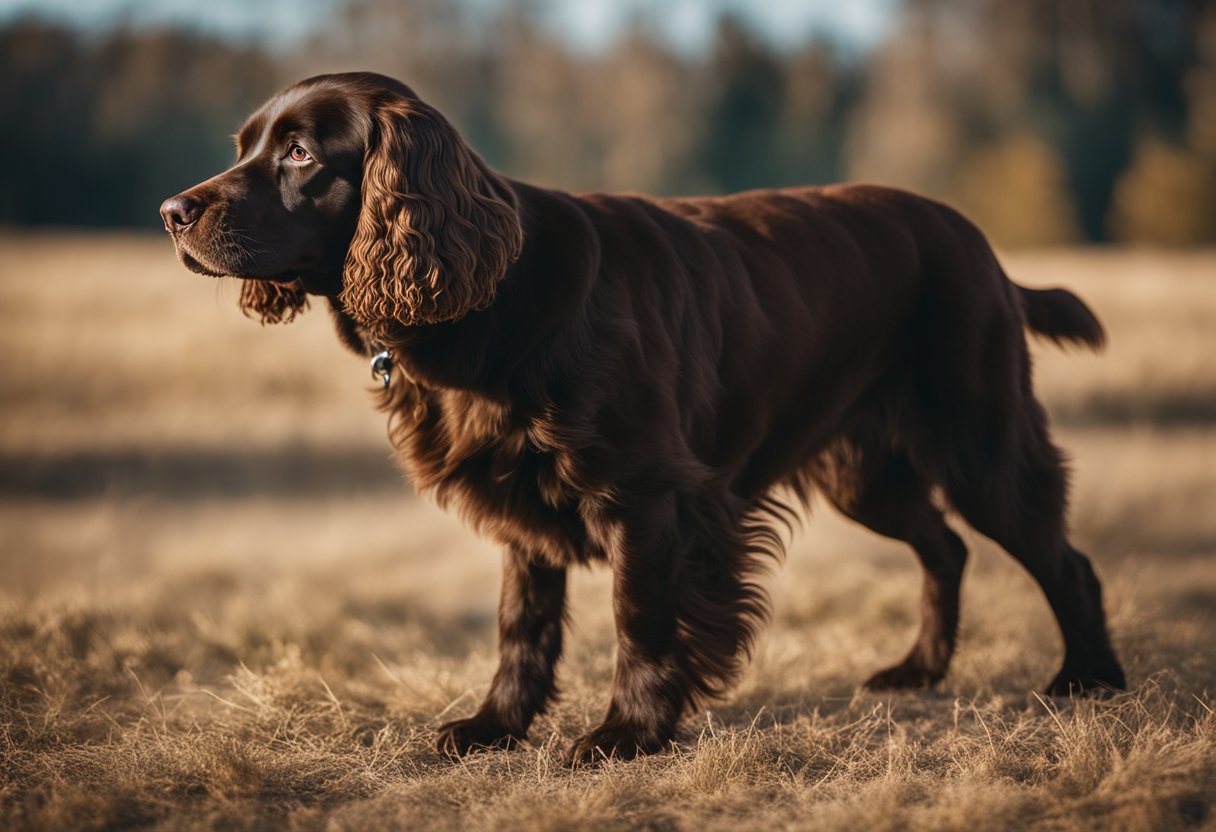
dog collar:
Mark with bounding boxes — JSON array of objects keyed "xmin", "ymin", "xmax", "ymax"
[{"xmin": 371, "ymin": 350, "xmax": 392, "ymax": 388}]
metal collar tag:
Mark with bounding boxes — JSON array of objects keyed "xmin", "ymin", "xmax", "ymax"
[{"xmin": 371, "ymin": 350, "xmax": 392, "ymax": 388}]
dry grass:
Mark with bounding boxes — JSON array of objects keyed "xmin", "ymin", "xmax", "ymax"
[{"xmin": 1, "ymin": 233, "xmax": 1214, "ymax": 830}]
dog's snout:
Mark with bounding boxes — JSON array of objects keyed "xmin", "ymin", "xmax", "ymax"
[{"xmin": 159, "ymin": 194, "xmax": 204, "ymax": 232}]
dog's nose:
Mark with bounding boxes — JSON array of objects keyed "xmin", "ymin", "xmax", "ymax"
[{"xmin": 159, "ymin": 194, "xmax": 204, "ymax": 232}]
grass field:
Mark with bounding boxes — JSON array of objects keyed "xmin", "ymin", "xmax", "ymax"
[{"xmin": 1, "ymin": 233, "xmax": 1214, "ymax": 831}]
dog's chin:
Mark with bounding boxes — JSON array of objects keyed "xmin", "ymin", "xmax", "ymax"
[
  {"xmin": 178, "ymin": 248, "xmax": 227, "ymax": 278},
  {"xmin": 177, "ymin": 246, "xmax": 298, "ymax": 284}
]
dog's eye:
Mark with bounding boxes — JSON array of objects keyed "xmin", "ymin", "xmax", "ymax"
[{"xmin": 288, "ymin": 144, "xmax": 311, "ymax": 163}]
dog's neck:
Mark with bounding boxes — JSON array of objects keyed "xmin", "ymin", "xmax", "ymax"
[
  {"xmin": 326, "ymin": 297, "xmax": 378, "ymax": 357},
  {"xmin": 331, "ymin": 182, "xmax": 600, "ymax": 402}
]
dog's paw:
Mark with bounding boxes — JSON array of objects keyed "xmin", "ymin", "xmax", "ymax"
[
  {"xmin": 564, "ymin": 720, "xmax": 671, "ymax": 766},
  {"xmin": 436, "ymin": 713, "xmax": 524, "ymax": 758},
  {"xmin": 1044, "ymin": 661, "xmax": 1127, "ymax": 698},
  {"xmin": 863, "ymin": 658, "xmax": 945, "ymax": 691}
]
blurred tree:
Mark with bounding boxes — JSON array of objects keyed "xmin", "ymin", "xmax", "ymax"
[
  {"xmin": 0, "ymin": 20, "xmax": 97, "ymax": 224},
  {"xmin": 0, "ymin": 0, "xmax": 1211, "ymax": 244},
  {"xmin": 844, "ymin": 11, "xmax": 966, "ymax": 198},
  {"xmin": 490, "ymin": 16, "xmax": 600, "ymax": 190},
  {"xmin": 91, "ymin": 28, "xmax": 279, "ymax": 222},
  {"xmin": 589, "ymin": 25, "xmax": 705, "ymax": 194},
  {"xmin": 1108, "ymin": 4, "xmax": 1216, "ymax": 244},
  {"xmin": 697, "ymin": 15, "xmax": 786, "ymax": 193},
  {"xmin": 1109, "ymin": 139, "xmax": 1216, "ymax": 244},
  {"xmin": 491, "ymin": 9, "xmax": 705, "ymax": 194},
  {"xmin": 952, "ymin": 134, "xmax": 1082, "ymax": 246},
  {"xmin": 292, "ymin": 0, "xmax": 485, "ymax": 110},
  {"xmin": 774, "ymin": 41, "xmax": 856, "ymax": 188},
  {"xmin": 0, "ymin": 19, "xmax": 276, "ymax": 228},
  {"xmin": 844, "ymin": 0, "xmax": 1209, "ymax": 243}
]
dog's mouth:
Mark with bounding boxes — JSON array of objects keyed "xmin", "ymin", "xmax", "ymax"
[
  {"xmin": 175, "ymin": 240, "xmax": 297, "ymax": 285},
  {"xmin": 171, "ymin": 230, "xmax": 236, "ymax": 278},
  {"xmin": 179, "ymin": 248, "xmax": 226, "ymax": 278}
]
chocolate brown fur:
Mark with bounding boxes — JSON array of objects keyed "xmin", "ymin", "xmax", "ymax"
[{"xmin": 161, "ymin": 71, "xmax": 1125, "ymax": 764}]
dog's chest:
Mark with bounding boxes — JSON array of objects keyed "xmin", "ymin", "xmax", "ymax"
[{"xmin": 397, "ymin": 388, "xmax": 596, "ymax": 562}]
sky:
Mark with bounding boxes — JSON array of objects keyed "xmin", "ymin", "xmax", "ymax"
[{"xmin": 0, "ymin": 0, "xmax": 898, "ymax": 53}]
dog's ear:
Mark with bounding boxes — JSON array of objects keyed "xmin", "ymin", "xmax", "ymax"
[
  {"xmin": 341, "ymin": 98, "xmax": 523, "ymax": 333},
  {"xmin": 238, "ymin": 279, "xmax": 309, "ymax": 324}
]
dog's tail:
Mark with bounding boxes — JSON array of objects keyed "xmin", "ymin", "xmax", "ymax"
[{"xmin": 1016, "ymin": 285, "xmax": 1106, "ymax": 351}]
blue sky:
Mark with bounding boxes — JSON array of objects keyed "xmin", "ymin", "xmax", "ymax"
[{"xmin": 0, "ymin": 0, "xmax": 898, "ymax": 52}]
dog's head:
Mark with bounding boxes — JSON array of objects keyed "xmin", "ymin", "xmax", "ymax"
[{"xmin": 160, "ymin": 72, "xmax": 523, "ymax": 333}]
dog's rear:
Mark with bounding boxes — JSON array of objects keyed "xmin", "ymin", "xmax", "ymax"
[
  {"xmin": 577, "ymin": 183, "xmax": 1125, "ymax": 701},
  {"xmin": 793, "ymin": 192, "xmax": 1123, "ymax": 695}
]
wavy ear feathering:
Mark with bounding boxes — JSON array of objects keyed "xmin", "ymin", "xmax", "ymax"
[
  {"xmin": 340, "ymin": 97, "xmax": 524, "ymax": 334},
  {"xmin": 238, "ymin": 279, "xmax": 310, "ymax": 325}
]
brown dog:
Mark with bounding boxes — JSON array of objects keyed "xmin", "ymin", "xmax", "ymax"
[{"xmin": 161, "ymin": 72, "xmax": 1125, "ymax": 763}]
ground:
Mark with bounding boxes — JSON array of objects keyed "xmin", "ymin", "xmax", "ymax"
[{"xmin": 1, "ymin": 235, "xmax": 1214, "ymax": 830}]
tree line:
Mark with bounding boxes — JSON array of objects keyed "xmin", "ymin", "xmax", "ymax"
[{"xmin": 1, "ymin": 0, "xmax": 1212, "ymax": 245}]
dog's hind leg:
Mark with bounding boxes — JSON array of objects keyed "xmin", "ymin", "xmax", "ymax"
[
  {"xmin": 936, "ymin": 391, "xmax": 1125, "ymax": 695},
  {"xmin": 814, "ymin": 443, "xmax": 969, "ymax": 689}
]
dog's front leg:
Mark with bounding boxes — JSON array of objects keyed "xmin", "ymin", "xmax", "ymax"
[
  {"xmin": 566, "ymin": 494, "xmax": 690, "ymax": 764},
  {"xmin": 437, "ymin": 545, "xmax": 566, "ymax": 756}
]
